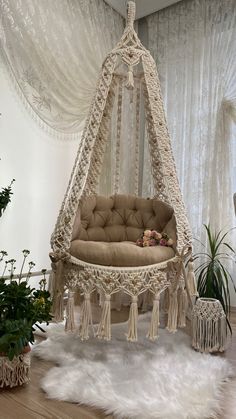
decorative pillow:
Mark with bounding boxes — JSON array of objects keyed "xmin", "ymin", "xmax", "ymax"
[{"xmin": 136, "ymin": 229, "xmax": 173, "ymax": 247}]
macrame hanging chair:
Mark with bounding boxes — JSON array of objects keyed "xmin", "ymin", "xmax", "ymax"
[{"xmin": 50, "ymin": 2, "xmax": 197, "ymax": 342}]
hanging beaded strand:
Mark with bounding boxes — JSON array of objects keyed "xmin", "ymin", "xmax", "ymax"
[
  {"xmin": 114, "ymin": 77, "xmax": 123, "ymax": 193},
  {"xmin": 134, "ymin": 79, "xmax": 141, "ymax": 195}
]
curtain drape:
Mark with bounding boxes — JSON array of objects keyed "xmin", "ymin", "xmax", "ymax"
[
  {"xmin": 0, "ymin": 0, "xmax": 124, "ymax": 138},
  {"xmin": 145, "ymin": 0, "xmax": 236, "ymax": 244}
]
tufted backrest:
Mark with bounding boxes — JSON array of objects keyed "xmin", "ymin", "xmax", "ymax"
[{"xmin": 72, "ymin": 194, "xmax": 176, "ymax": 243}]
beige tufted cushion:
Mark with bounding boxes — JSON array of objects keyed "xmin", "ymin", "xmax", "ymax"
[
  {"xmin": 72, "ymin": 194, "xmax": 176, "ymax": 243},
  {"xmin": 70, "ymin": 194, "xmax": 177, "ymax": 267}
]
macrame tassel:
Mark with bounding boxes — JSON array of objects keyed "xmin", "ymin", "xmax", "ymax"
[
  {"xmin": 127, "ymin": 296, "xmax": 138, "ymax": 342},
  {"xmin": 79, "ymin": 293, "xmax": 93, "ymax": 341},
  {"xmin": 52, "ymin": 291, "xmax": 64, "ymax": 322},
  {"xmin": 48, "ymin": 270, "xmax": 55, "ymax": 296},
  {"xmin": 163, "ymin": 287, "xmax": 170, "ymax": 313},
  {"xmin": 97, "ymin": 294, "xmax": 111, "ymax": 340},
  {"xmin": 147, "ymin": 294, "xmax": 160, "ymax": 341},
  {"xmin": 166, "ymin": 290, "xmax": 178, "ymax": 333},
  {"xmin": 126, "ymin": 65, "xmax": 134, "ymax": 89},
  {"xmin": 177, "ymin": 280, "xmax": 188, "ymax": 328},
  {"xmin": 187, "ymin": 260, "xmax": 198, "ymax": 297},
  {"xmin": 65, "ymin": 291, "xmax": 76, "ymax": 332},
  {"xmin": 51, "ymin": 260, "xmax": 65, "ymax": 322}
]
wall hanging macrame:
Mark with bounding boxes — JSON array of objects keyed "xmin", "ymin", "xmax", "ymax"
[{"xmin": 49, "ymin": 1, "xmax": 197, "ymax": 342}]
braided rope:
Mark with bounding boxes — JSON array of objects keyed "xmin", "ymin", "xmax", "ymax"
[{"xmin": 126, "ymin": 1, "xmax": 135, "ymax": 28}]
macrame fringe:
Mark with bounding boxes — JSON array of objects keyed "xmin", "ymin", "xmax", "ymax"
[
  {"xmin": 147, "ymin": 294, "xmax": 160, "ymax": 341},
  {"xmin": 0, "ymin": 353, "xmax": 30, "ymax": 388},
  {"xmin": 192, "ymin": 316, "xmax": 227, "ymax": 353},
  {"xmin": 65, "ymin": 291, "xmax": 76, "ymax": 332},
  {"xmin": 219, "ymin": 317, "xmax": 227, "ymax": 351},
  {"xmin": 79, "ymin": 293, "xmax": 93, "ymax": 341},
  {"xmin": 187, "ymin": 260, "xmax": 198, "ymax": 297},
  {"xmin": 127, "ymin": 296, "xmax": 138, "ymax": 342},
  {"xmin": 51, "ymin": 260, "xmax": 65, "ymax": 322},
  {"xmin": 177, "ymin": 281, "xmax": 188, "ymax": 328},
  {"xmin": 166, "ymin": 290, "xmax": 178, "ymax": 333},
  {"xmin": 97, "ymin": 294, "xmax": 111, "ymax": 340},
  {"xmin": 126, "ymin": 65, "xmax": 134, "ymax": 89},
  {"xmin": 52, "ymin": 292, "xmax": 64, "ymax": 322}
]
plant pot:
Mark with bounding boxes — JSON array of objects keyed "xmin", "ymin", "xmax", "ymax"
[
  {"xmin": 191, "ymin": 298, "xmax": 227, "ymax": 353},
  {"xmin": 0, "ymin": 346, "xmax": 31, "ymax": 388}
]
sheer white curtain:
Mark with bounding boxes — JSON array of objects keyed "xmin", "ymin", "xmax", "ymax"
[
  {"xmin": 146, "ymin": 0, "xmax": 236, "ymax": 243},
  {"xmin": 0, "ymin": 0, "xmax": 124, "ymax": 138}
]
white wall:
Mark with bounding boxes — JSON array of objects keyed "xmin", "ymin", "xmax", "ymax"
[{"xmin": 0, "ymin": 57, "xmax": 78, "ymax": 277}]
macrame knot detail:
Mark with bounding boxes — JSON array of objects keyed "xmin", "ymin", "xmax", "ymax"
[
  {"xmin": 127, "ymin": 1, "xmax": 135, "ymax": 28},
  {"xmin": 126, "ymin": 65, "xmax": 134, "ymax": 89}
]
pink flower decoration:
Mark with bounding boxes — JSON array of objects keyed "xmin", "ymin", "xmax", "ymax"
[
  {"xmin": 149, "ymin": 239, "xmax": 157, "ymax": 246},
  {"xmin": 144, "ymin": 230, "xmax": 152, "ymax": 238},
  {"xmin": 136, "ymin": 239, "xmax": 143, "ymax": 247},
  {"xmin": 159, "ymin": 239, "xmax": 167, "ymax": 246},
  {"xmin": 154, "ymin": 231, "xmax": 162, "ymax": 240}
]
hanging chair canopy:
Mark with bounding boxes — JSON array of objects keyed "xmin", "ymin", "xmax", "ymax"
[{"xmin": 49, "ymin": 2, "xmax": 195, "ymax": 342}]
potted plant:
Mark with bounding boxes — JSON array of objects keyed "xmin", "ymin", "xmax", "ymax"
[
  {"xmin": 0, "ymin": 250, "xmax": 52, "ymax": 388},
  {"xmin": 194, "ymin": 224, "xmax": 236, "ymax": 332}
]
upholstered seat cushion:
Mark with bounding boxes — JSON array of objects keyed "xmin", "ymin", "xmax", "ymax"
[
  {"xmin": 70, "ymin": 240, "xmax": 175, "ymax": 267},
  {"xmin": 72, "ymin": 194, "xmax": 177, "ymax": 246}
]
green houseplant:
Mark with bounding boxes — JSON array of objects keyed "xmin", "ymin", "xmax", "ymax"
[
  {"xmin": 0, "ymin": 250, "xmax": 52, "ymax": 387},
  {"xmin": 0, "ymin": 250, "xmax": 52, "ymax": 360},
  {"xmin": 194, "ymin": 224, "xmax": 236, "ymax": 331}
]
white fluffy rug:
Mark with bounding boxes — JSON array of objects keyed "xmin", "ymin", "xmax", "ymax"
[{"xmin": 33, "ymin": 314, "xmax": 233, "ymax": 419}]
